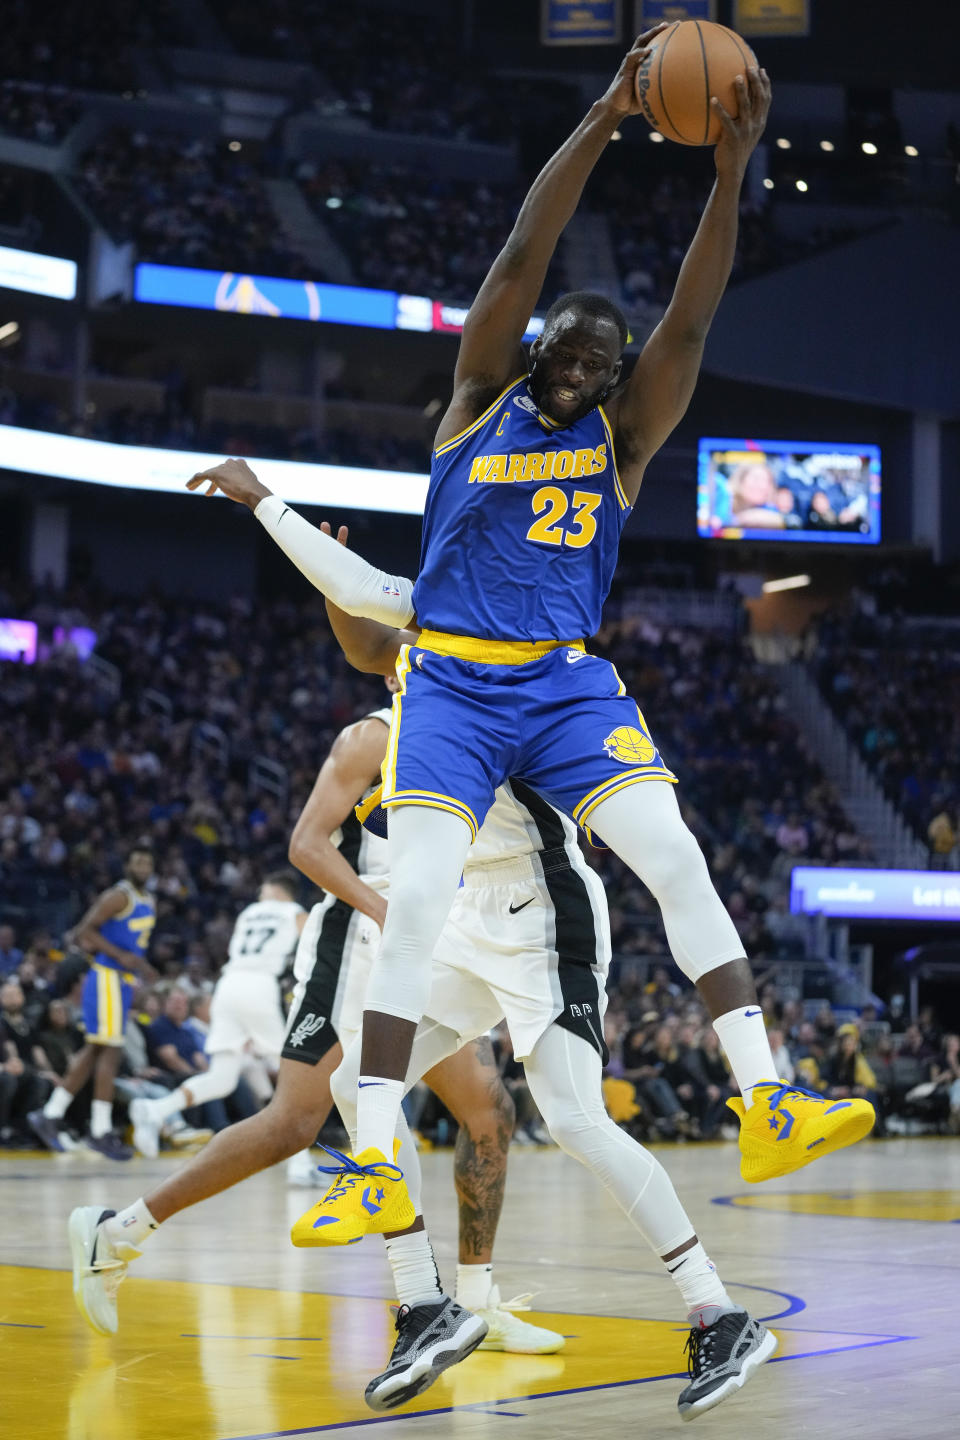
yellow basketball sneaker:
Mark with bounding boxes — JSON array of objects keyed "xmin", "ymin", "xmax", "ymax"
[
  {"xmin": 727, "ymin": 1082, "xmax": 875, "ymax": 1183},
  {"xmin": 290, "ymin": 1138, "xmax": 416, "ymax": 1246}
]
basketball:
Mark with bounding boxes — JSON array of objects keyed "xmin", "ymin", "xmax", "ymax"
[{"xmin": 635, "ymin": 20, "xmax": 758, "ymax": 146}]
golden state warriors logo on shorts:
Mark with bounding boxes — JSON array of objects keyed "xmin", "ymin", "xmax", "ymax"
[{"xmin": 603, "ymin": 726, "xmax": 656, "ymax": 766}]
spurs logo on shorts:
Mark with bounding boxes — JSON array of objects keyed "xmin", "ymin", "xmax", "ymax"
[
  {"xmin": 287, "ymin": 1012, "xmax": 327, "ymax": 1048},
  {"xmin": 603, "ymin": 725, "xmax": 656, "ymax": 765}
]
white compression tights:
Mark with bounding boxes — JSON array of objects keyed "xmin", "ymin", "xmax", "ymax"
[
  {"xmin": 588, "ymin": 781, "xmax": 745, "ymax": 985},
  {"xmin": 333, "ymin": 1019, "xmax": 695, "ymax": 1254},
  {"xmin": 362, "ymin": 807, "xmax": 474, "ymax": 1024},
  {"xmin": 171, "ymin": 1052, "xmax": 244, "ymax": 1109}
]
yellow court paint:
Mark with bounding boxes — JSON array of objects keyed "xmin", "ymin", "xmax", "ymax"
[
  {"xmin": 720, "ymin": 1189, "xmax": 960, "ymax": 1223},
  {"xmin": 3, "ymin": 1265, "xmax": 902, "ymax": 1440}
]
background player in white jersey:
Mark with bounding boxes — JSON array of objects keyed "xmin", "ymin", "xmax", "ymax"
[
  {"xmin": 128, "ymin": 873, "xmax": 306, "ymax": 1157},
  {"xmin": 285, "ymin": 596, "xmax": 774, "ymax": 1419},
  {"xmin": 278, "ymin": 694, "xmax": 562, "ymax": 1355}
]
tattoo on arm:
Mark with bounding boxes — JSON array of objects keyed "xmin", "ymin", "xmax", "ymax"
[{"xmin": 453, "ymin": 1037, "xmax": 516, "ymax": 1262}]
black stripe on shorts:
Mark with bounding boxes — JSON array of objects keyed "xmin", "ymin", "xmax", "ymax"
[{"xmin": 509, "ymin": 779, "xmax": 608, "ymax": 1064}]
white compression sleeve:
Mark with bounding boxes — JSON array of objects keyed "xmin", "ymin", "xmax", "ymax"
[{"xmin": 254, "ymin": 494, "xmax": 415, "ymax": 627}]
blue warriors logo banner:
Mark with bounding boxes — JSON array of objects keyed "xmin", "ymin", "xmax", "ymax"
[
  {"xmin": 635, "ymin": 2, "xmax": 716, "ymax": 27},
  {"xmin": 541, "ymin": 1, "xmax": 621, "ymax": 46}
]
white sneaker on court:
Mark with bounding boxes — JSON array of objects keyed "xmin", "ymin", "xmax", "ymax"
[
  {"xmin": 286, "ymin": 1148, "xmax": 323, "ymax": 1187},
  {"xmin": 68, "ymin": 1206, "xmax": 140, "ymax": 1336},
  {"xmin": 129, "ymin": 1098, "xmax": 162, "ymax": 1159},
  {"xmin": 475, "ymin": 1288, "xmax": 565, "ymax": 1354}
]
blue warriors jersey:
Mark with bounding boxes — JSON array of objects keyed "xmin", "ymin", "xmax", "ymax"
[
  {"xmin": 413, "ymin": 376, "xmax": 631, "ymax": 642},
  {"xmin": 95, "ymin": 880, "xmax": 155, "ymax": 973}
]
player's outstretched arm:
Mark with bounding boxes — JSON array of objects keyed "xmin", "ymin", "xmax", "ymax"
[
  {"xmin": 185, "ymin": 459, "xmax": 415, "ymax": 626},
  {"xmin": 607, "ymin": 64, "xmax": 771, "ymax": 502},
  {"xmin": 288, "ymin": 721, "xmax": 392, "ymax": 929},
  {"xmin": 436, "ymin": 25, "xmax": 670, "ymax": 449},
  {"xmin": 318, "ymin": 520, "xmax": 421, "ymax": 673}
]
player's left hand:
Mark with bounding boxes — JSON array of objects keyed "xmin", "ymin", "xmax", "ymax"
[
  {"xmin": 600, "ymin": 25, "xmax": 672, "ymax": 118},
  {"xmin": 186, "ymin": 457, "xmax": 271, "ymax": 509},
  {"xmin": 713, "ymin": 65, "xmax": 771, "ymax": 179}
]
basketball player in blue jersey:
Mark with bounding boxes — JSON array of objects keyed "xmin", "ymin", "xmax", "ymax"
[
  {"xmin": 29, "ymin": 846, "xmax": 157, "ymax": 1160},
  {"xmin": 189, "ymin": 23, "xmax": 873, "ymax": 1379}
]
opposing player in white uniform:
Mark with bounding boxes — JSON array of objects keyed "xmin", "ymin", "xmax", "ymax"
[
  {"xmin": 129, "ymin": 874, "xmax": 306, "ymax": 1157},
  {"xmin": 280, "ymin": 596, "xmax": 774, "ymax": 1418},
  {"xmin": 67, "ymin": 725, "xmax": 560, "ymax": 1362}
]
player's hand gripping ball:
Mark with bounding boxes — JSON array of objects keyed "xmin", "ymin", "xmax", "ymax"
[{"xmin": 635, "ymin": 19, "xmax": 759, "ymax": 145}]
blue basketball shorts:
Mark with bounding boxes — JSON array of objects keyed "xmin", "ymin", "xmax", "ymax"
[
  {"xmin": 81, "ymin": 963, "xmax": 136, "ymax": 1047},
  {"xmin": 380, "ymin": 631, "xmax": 677, "ymax": 840}
]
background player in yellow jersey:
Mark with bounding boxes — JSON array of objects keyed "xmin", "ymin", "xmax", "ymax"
[{"xmin": 29, "ymin": 846, "xmax": 157, "ymax": 1160}]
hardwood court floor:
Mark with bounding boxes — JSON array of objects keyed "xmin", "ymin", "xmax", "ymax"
[{"xmin": 2, "ymin": 1134, "xmax": 958, "ymax": 1439}]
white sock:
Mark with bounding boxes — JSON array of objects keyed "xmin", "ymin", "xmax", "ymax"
[
  {"xmin": 712, "ymin": 1006, "xmax": 777, "ymax": 1110},
  {"xmin": 90, "ymin": 1099, "xmax": 113, "ymax": 1138},
  {"xmin": 44, "ymin": 1085, "xmax": 72, "ymax": 1120},
  {"xmin": 384, "ymin": 1229, "xmax": 442, "ymax": 1309},
  {"xmin": 661, "ymin": 1240, "xmax": 733, "ymax": 1319},
  {"xmin": 455, "ymin": 1263, "xmax": 494, "ymax": 1310},
  {"xmin": 148, "ymin": 1087, "xmax": 192, "ymax": 1124},
  {"xmin": 355, "ymin": 1076, "xmax": 405, "ymax": 1157},
  {"xmin": 104, "ymin": 1198, "xmax": 159, "ymax": 1251}
]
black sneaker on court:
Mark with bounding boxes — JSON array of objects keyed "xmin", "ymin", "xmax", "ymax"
[
  {"xmin": 677, "ymin": 1308, "xmax": 777, "ymax": 1421},
  {"xmin": 27, "ymin": 1109, "xmax": 67, "ymax": 1152},
  {"xmin": 85, "ymin": 1131, "xmax": 135, "ymax": 1161},
  {"xmin": 364, "ymin": 1296, "xmax": 487, "ymax": 1412}
]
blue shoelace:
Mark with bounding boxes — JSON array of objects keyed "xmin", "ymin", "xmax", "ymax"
[
  {"xmin": 757, "ymin": 1081, "xmax": 826, "ymax": 1110},
  {"xmin": 315, "ymin": 1145, "xmax": 403, "ymax": 1202}
]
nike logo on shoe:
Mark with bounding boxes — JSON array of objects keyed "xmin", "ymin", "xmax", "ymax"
[{"xmin": 508, "ymin": 898, "xmax": 535, "ymax": 914}]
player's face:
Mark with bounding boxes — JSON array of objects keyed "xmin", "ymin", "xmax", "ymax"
[
  {"xmin": 529, "ymin": 314, "xmax": 622, "ymax": 424},
  {"xmin": 127, "ymin": 850, "xmax": 154, "ymax": 886}
]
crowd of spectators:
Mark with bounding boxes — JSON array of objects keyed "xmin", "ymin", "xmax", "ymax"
[
  {"xmin": 209, "ymin": 0, "xmax": 527, "ymax": 146},
  {"xmin": 0, "ymin": 82, "xmax": 81, "ymax": 146},
  {"xmin": 75, "ymin": 130, "xmax": 308, "ymax": 279},
  {"xmin": 0, "ymin": 572, "xmax": 955, "ymax": 1153},
  {"xmin": 594, "ymin": 969, "xmax": 960, "ymax": 1149},
  {"xmin": 4, "ymin": 0, "xmax": 174, "ymax": 94},
  {"xmin": 814, "ymin": 607, "xmax": 960, "ymax": 862},
  {"xmin": 298, "ymin": 158, "xmax": 564, "ymax": 308}
]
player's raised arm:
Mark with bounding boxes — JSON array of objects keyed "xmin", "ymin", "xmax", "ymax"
[
  {"xmin": 185, "ymin": 459, "xmax": 415, "ymax": 626},
  {"xmin": 437, "ymin": 26, "xmax": 670, "ymax": 447},
  {"xmin": 607, "ymin": 65, "xmax": 771, "ymax": 503}
]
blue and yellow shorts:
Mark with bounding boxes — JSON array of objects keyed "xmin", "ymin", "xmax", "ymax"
[
  {"xmin": 381, "ymin": 630, "xmax": 676, "ymax": 840},
  {"xmin": 81, "ymin": 962, "xmax": 136, "ymax": 1047}
]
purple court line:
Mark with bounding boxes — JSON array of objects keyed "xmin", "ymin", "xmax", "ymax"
[
  {"xmin": 711, "ymin": 1192, "xmax": 960, "ymax": 1223},
  {"xmin": 223, "ymin": 1334, "xmax": 914, "ymax": 1440},
  {"xmin": 0, "ymin": 1321, "xmax": 45, "ymax": 1328},
  {"xmin": 182, "ymin": 1335, "xmax": 324, "ymax": 1341}
]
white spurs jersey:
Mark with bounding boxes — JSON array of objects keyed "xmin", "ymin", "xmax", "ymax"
[
  {"xmin": 224, "ymin": 898, "xmax": 305, "ymax": 977},
  {"xmin": 363, "ymin": 709, "xmax": 583, "ymax": 883}
]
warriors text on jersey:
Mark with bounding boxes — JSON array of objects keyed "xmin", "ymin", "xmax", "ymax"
[
  {"xmin": 413, "ymin": 376, "xmax": 630, "ymax": 642},
  {"xmin": 95, "ymin": 880, "xmax": 155, "ymax": 972},
  {"xmin": 224, "ymin": 899, "xmax": 305, "ymax": 978}
]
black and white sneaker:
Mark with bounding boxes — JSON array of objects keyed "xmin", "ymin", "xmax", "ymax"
[
  {"xmin": 677, "ymin": 1308, "xmax": 777, "ymax": 1421},
  {"xmin": 365, "ymin": 1296, "xmax": 487, "ymax": 1412}
]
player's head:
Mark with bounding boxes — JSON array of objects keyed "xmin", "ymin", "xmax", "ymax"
[
  {"xmin": 125, "ymin": 845, "xmax": 154, "ymax": 886},
  {"xmin": 528, "ymin": 292, "xmax": 627, "ymax": 424},
  {"xmin": 260, "ymin": 870, "xmax": 299, "ymax": 903}
]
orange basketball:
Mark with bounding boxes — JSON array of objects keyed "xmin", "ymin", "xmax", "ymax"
[{"xmin": 635, "ymin": 20, "xmax": 758, "ymax": 147}]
